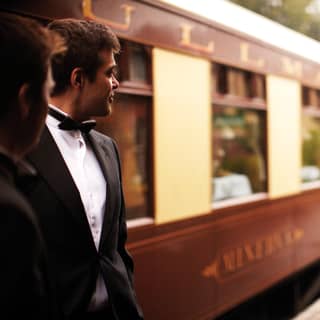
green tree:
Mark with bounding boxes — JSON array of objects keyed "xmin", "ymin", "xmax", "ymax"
[{"xmin": 229, "ymin": 0, "xmax": 320, "ymax": 41}]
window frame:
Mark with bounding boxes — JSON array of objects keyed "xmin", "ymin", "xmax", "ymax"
[
  {"xmin": 301, "ymin": 85, "xmax": 320, "ymax": 189},
  {"xmin": 102, "ymin": 39, "xmax": 154, "ymax": 224},
  {"xmin": 211, "ymin": 63, "xmax": 268, "ymax": 207}
]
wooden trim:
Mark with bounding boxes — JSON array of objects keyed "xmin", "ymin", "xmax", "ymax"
[
  {"xmin": 4, "ymin": 0, "xmax": 320, "ymax": 86},
  {"xmin": 128, "ymin": 188, "xmax": 320, "ymax": 319},
  {"xmin": 83, "ymin": 0, "xmax": 320, "ymax": 88},
  {"xmin": 302, "ymin": 106, "xmax": 320, "ymax": 118},
  {"xmin": 212, "ymin": 94, "xmax": 267, "ymax": 110},
  {"xmin": 118, "ymin": 81, "xmax": 153, "ymax": 96},
  {"xmin": 0, "ymin": 0, "xmax": 84, "ymax": 20},
  {"xmin": 128, "ymin": 194, "xmax": 270, "ymax": 243}
]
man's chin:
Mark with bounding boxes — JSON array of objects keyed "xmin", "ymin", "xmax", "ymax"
[
  {"xmin": 94, "ymin": 105, "xmax": 112, "ymax": 118},
  {"xmin": 105, "ymin": 104, "xmax": 112, "ymax": 116}
]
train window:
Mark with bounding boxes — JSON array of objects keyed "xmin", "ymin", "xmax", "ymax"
[
  {"xmin": 227, "ymin": 68, "xmax": 249, "ymax": 97},
  {"xmin": 212, "ymin": 64, "xmax": 227, "ymax": 94},
  {"xmin": 212, "ymin": 63, "xmax": 267, "ymax": 203},
  {"xmin": 302, "ymin": 87, "xmax": 320, "ymax": 108},
  {"xmin": 212, "ymin": 64, "xmax": 266, "ymax": 100},
  {"xmin": 117, "ymin": 40, "xmax": 151, "ymax": 84},
  {"xmin": 301, "ymin": 86, "xmax": 320, "ymax": 185},
  {"xmin": 249, "ymin": 74, "xmax": 266, "ymax": 100},
  {"xmin": 95, "ymin": 40, "xmax": 152, "ymax": 221}
]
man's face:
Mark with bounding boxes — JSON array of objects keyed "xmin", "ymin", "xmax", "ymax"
[{"xmin": 80, "ymin": 49, "xmax": 119, "ymax": 120}]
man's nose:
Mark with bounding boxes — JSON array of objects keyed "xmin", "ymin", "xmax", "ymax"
[{"xmin": 112, "ymin": 74, "xmax": 119, "ymax": 89}]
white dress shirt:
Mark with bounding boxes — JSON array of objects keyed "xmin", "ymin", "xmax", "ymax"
[{"xmin": 46, "ymin": 105, "xmax": 108, "ymax": 311}]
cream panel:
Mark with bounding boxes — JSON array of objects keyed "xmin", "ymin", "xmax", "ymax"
[
  {"xmin": 153, "ymin": 48, "xmax": 211, "ymax": 224},
  {"xmin": 267, "ymin": 75, "xmax": 301, "ymax": 198}
]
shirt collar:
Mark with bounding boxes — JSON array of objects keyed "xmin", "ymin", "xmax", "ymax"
[
  {"xmin": 46, "ymin": 105, "xmax": 85, "ymax": 142},
  {"xmin": 49, "ymin": 104, "xmax": 68, "ymax": 116}
]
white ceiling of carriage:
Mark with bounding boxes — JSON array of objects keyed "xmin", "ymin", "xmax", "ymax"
[{"xmin": 159, "ymin": 0, "xmax": 320, "ymax": 64}]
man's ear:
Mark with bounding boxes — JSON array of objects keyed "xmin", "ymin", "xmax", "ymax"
[
  {"xmin": 17, "ymin": 83, "xmax": 31, "ymax": 119},
  {"xmin": 70, "ymin": 68, "xmax": 84, "ymax": 89}
]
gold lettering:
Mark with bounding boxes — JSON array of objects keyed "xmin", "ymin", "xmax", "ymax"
[
  {"xmin": 281, "ymin": 57, "xmax": 302, "ymax": 77},
  {"xmin": 255, "ymin": 240, "xmax": 263, "ymax": 259},
  {"xmin": 202, "ymin": 228, "xmax": 304, "ymax": 281},
  {"xmin": 180, "ymin": 24, "xmax": 214, "ymax": 54},
  {"xmin": 293, "ymin": 229, "xmax": 304, "ymax": 241},
  {"xmin": 222, "ymin": 252, "xmax": 236, "ymax": 272},
  {"xmin": 83, "ymin": 0, "xmax": 135, "ymax": 31},
  {"xmin": 240, "ymin": 43, "xmax": 265, "ymax": 68},
  {"xmin": 265, "ymin": 236, "xmax": 274, "ymax": 255},
  {"xmin": 202, "ymin": 261, "xmax": 218, "ymax": 278},
  {"xmin": 284, "ymin": 230, "xmax": 294, "ymax": 245},
  {"xmin": 244, "ymin": 244, "xmax": 256, "ymax": 261},
  {"xmin": 236, "ymin": 247, "xmax": 244, "ymax": 268},
  {"xmin": 272, "ymin": 233, "xmax": 283, "ymax": 250}
]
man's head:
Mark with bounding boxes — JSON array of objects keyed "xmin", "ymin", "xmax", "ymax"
[
  {"xmin": 48, "ymin": 19, "xmax": 120, "ymax": 120},
  {"xmin": 0, "ymin": 12, "xmax": 62, "ymax": 159}
]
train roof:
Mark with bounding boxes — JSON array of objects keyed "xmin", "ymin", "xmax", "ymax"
[{"xmin": 159, "ymin": 0, "xmax": 320, "ymax": 64}]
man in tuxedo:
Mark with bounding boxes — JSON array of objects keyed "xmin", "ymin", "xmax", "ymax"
[
  {"xmin": 24, "ymin": 19, "xmax": 144, "ymax": 320},
  {"xmin": 0, "ymin": 12, "xmax": 62, "ymax": 319}
]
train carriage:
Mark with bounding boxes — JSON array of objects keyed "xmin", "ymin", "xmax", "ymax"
[{"xmin": 3, "ymin": 0, "xmax": 320, "ymax": 318}]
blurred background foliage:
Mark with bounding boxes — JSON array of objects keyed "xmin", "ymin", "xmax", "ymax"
[
  {"xmin": 303, "ymin": 129, "xmax": 320, "ymax": 167},
  {"xmin": 228, "ymin": 0, "xmax": 320, "ymax": 41}
]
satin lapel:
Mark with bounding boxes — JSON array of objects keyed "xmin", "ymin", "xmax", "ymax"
[
  {"xmin": 27, "ymin": 127, "xmax": 91, "ymax": 231},
  {"xmin": 87, "ymin": 132, "xmax": 119, "ymax": 248}
]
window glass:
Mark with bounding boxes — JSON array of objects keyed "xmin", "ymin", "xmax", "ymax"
[
  {"xmin": 117, "ymin": 40, "xmax": 150, "ymax": 84},
  {"xmin": 227, "ymin": 68, "xmax": 249, "ymax": 97},
  {"xmin": 212, "ymin": 105, "xmax": 267, "ymax": 202},
  {"xmin": 128, "ymin": 43, "xmax": 148, "ymax": 83},
  {"xmin": 303, "ymin": 87, "xmax": 319, "ymax": 108},
  {"xmin": 95, "ymin": 94, "xmax": 151, "ymax": 219},
  {"xmin": 301, "ymin": 114, "xmax": 320, "ymax": 183}
]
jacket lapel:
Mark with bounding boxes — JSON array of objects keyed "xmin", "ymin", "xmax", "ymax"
[
  {"xmin": 27, "ymin": 127, "xmax": 91, "ymax": 232},
  {"xmin": 88, "ymin": 132, "xmax": 119, "ymax": 250}
]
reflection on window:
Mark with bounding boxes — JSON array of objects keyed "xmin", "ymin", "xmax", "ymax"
[
  {"xmin": 117, "ymin": 40, "xmax": 150, "ymax": 84},
  {"xmin": 129, "ymin": 43, "xmax": 148, "ymax": 83},
  {"xmin": 303, "ymin": 86, "xmax": 320, "ymax": 108},
  {"xmin": 212, "ymin": 106, "xmax": 267, "ymax": 201},
  {"xmin": 212, "ymin": 63, "xmax": 266, "ymax": 100},
  {"xmin": 95, "ymin": 94, "xmax": 151, "ymax": 219},
  {"xmin": 301, "ymin": 114, "xmax": 320, "ymax": 183}
]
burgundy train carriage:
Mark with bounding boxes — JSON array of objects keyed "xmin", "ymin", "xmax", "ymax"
[{"xmin": 3, "ymin": 0, "xmax": 320, "ymax": 318}]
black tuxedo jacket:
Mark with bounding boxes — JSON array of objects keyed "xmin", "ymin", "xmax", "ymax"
[
  {"xmin": 0, "ymin": 154, "xmax": 59, "ymax": 319},
  {"xmin": 24, "ymin": 127, "xmax": 143, "ymax": 319}
]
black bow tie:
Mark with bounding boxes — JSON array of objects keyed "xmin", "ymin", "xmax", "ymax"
[{"xmin": 48, "ymin": 108, "xmax": 96, "ymax": 134}]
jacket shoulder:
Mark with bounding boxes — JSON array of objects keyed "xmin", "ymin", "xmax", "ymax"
[
  {"xmin": 0, "ymin": 178, "xmax": 37, "ymax": 225},
  {"xmin": 91, "ymin": 129, "xmax": 114, "ymax": 144}
]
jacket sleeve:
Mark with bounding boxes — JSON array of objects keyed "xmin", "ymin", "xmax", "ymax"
[{"xmin": 0, "ymin": 204, "xmax": 48, "ymax": 319}]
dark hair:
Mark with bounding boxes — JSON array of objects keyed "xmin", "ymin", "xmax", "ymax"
[
  {"xmin": 0, "ymin": 12, "xmax": 57, "ymax": 117},
  {"xmin": 48, "ymin": 19, "xmax": 120, "ymax": 96}
]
